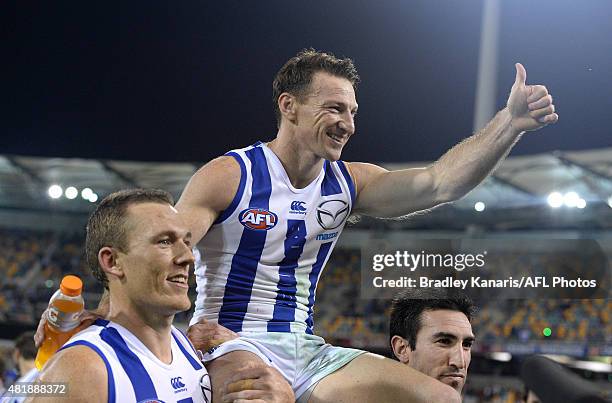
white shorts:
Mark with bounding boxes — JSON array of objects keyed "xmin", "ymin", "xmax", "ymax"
[{"xmin": 203, "ymin": 332, "xmax": 366, "ymax": 400}]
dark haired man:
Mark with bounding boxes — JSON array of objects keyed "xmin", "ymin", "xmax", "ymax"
[
  {"xmin": 180, "ymin": 48, "xmax": 557, "ymax": 402},
  {"xmin": 2, "ymin": 332, "xmax": 38, "ymax": 403},
  {"xmin": 32, "ymin": 189, "xmax": 292, "ymax": 403},
  {"xmin": 389, "ymin": 290, "xmax": 475, "ymax": 394}
]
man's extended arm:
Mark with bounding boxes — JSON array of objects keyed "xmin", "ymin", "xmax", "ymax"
[{"xmin": 350, "ymin": 63, "xmax": 557, "ymax": 218}]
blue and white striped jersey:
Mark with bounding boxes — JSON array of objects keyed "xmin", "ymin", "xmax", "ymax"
[
  {"xmin": 61, "ymin": 319, "xmax": 211, "ymax": 403},
  {"xmin": 191, "ymin": 142, "xmax": 355, "ymax": 334}
]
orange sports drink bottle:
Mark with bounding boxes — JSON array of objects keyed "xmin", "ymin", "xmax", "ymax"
[{"xmin": 35, "ymin": 275, "xmax": 84, "ymax": 370}]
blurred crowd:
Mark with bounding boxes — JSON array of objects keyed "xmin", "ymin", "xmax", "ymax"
[
  {"xmin": 314, "ymin": 248, "xmax": 611, "ymax": 349},
  {"xmin": 0, "ymin": 228, "xmax": 609, "ymax": 402},
  {"xmin": 0, "ymin": 228, "xmax": 100, "ymax": 324},
  {"xmin": 1, "ymin": 228, "xmax": 610, "ymax": 351}
]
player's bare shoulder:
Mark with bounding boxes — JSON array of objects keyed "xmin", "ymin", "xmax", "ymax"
[
  {"xmin": 344, "ymin": 162, "xmax": 388, "ymax": 211},
  {"xmin": 179, "ymin": 155, "xmax": 241, "ymax": 210},
  {"xmin": 30, "ymin": 345, "xmax": 107, "ymax": 402},
  {"xmin": 176, "ymin": 155, "xmax": 242, "ymax": 242},
  {"xmin": 346, "ymin": 161, "xmax": 388, "ymax": 188}
]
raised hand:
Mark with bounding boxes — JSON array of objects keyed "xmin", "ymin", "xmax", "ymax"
[{"xmin": 507, "ymin": 63, "xmax": 558, "ymax": 132}]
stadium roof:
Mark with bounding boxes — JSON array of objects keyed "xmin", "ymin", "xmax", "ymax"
[
  {"xmin": 1, "ymin": 148, "xmax": 611, "ymax": 230},
  {"xmin": 0, "ymin": 156, "xmax": 198, "ymax": 215}
]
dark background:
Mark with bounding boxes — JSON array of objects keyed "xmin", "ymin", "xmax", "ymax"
[{"xmin": 4, "ymin": 0, "xmax": 612, "ymax": 163}]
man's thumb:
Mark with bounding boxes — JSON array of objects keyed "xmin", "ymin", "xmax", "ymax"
[{"xmin": 514, "ymin": 63, "xmax": 527, "ymax": 86}]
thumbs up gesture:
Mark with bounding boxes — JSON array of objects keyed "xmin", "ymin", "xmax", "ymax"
[{"xmin": 507, "ymin": 63, "xmax": 558, "ymax": 132}]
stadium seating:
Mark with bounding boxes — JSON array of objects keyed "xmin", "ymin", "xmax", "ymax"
[{"xmin": 0, "ymin": 230, "xmax": 609, "ymax": 351}]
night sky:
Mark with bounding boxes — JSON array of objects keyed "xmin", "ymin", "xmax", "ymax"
[{"xmin": 4, "ymin": 0, "xmax": 612, "ymax": 164}]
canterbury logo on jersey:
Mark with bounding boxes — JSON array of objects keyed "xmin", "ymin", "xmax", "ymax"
[
  {"xmin": 316, "ymin": 200, "xmax": 349, "ymax": 230},
  {"xmin": 239, "ymin": 208, "xmax": 278, "ymax": 230},
  {"xmin": 290, "ymin": 201, "xmax": 307, "ymax": 216},
  {"xmin": 290, "ymin": 201, "xmax": 307, "ymax": 212},
  {"xmin": 171, "ymin": 376, "xmax": 187, "ymax": 393},
  {"xmin": 171, "ymin": 377, "xmax": 185, "ymax": 389}
]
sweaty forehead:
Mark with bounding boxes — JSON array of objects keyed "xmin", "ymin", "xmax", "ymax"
[
  {"xmin": 419, "ymin": 310, "xmax": 474, "ymax": 338},
  {"xmin": 126, "ymin": 202, "xmax": 185, "ymax": 234},
  {"xmin": 128, "ymin": 202, "xmax": 176, "ymax": 219},
  {"xmin": 307, "ymin": 73, "xmax": 357, "ymax": 106}
]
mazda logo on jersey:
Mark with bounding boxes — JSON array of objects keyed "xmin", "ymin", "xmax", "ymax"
[
  {"xmin": 239, "ymin": 208, "xmax": 278, "ymax": 230},
  {"xmin": 316, "ymin": 200, "xmax": 349, "ymax": 230}
]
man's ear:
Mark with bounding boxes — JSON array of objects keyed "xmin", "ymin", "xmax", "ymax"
[
  {"xmin": 391, "ymin": 335, "xmax": 411, "ymax": 364},
  {"xmin": 278, "ymin": 92, "xmax": 298, "ymax": 124},
  {"xmin": 98, "ymin": 246, "xmax": 125, "ymax": 282}
]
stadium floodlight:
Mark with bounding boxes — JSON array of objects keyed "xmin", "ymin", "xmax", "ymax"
[
  {"xmin": 576, "ymin": 198, "xmax": 586, "ymax": 209},
  {"xmin": 608, "ymin": 196, "xmax": 612, "ymax": 208},
  {"xmin": 563, "ymin": 191, "xmax": 580, "ymax": 208},
  {"xmin": 474, "ymin": 201, "xmax": 485, "ymax": 212},
  {"xmin": 546, "ymin": 192, "xmax": 563, "ymax": 208},
  {"xmin": 81, "ymin": 187, "xmax": 93, "ymax": 200},
  {"xmin": 487, "ymin": 352, "xmax": 512, "ymax": 362},
  {"xmin": 88, "ymin": 193, "xmax": 99, "ymax": 203},
  {"xmin": 65, "ymin": 186, "xmax": 78, "ymax": 200},
  {"xmin": 571, "ymin": 359, "xmax": 612, "ymax": 373},
  {"xmin": 48, "ymin": 184, "xmax": 63, "ymax": 199}
]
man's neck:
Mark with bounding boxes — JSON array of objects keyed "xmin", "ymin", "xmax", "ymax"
[
  {"xmin": 108, "ymin": 299, "xmax": 174, "ymax": 364},
  {"xmin": 268, "ymin": 131, "xmax": 324, "ymax": 189}
]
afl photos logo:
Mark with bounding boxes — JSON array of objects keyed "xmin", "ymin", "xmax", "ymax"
[
  {"xmin": 239, "ymin": 208, "xmax": 278, "ymax": 230},
  {"xmin": 316, "ymin": 200, "xmax": 349, "ymax": 230}
]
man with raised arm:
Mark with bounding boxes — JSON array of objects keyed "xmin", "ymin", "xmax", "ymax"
[{"xmin": 179, "ymin": 49, "xmax": 557, "ymax": 403}]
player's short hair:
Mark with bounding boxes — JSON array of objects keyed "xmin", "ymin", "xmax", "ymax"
[
  {"xmin": 389, "ymin": 289, "xmax": 475, "ymax": 352},
  {"xmin": 272, "ymin": 48, "xmax": 360, "ymax": 127},
  {"xmin": 85, "ymin": 188, "xmax": 174, "ymax": 289},
  {"xmin": 14, "ymin": 331, "xmax": 37, "ymax": 360}
]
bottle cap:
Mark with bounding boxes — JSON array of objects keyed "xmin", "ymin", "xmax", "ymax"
[{"xmin": 60, "ymin": 275, "xmax": 83, "ymax": 296}]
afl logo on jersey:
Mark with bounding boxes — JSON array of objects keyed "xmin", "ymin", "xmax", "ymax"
[
  {"xmin": 316, "ymin": 200, "xmax": 349, "ymax": 230},
  {"xmin": 239, "ymin": 208, "xmax": 278, "ymax": 230}
]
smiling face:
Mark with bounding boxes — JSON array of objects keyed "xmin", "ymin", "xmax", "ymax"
[
  {"xmin": 293, "ymin": 71, "xmax": 358, "ymax": 161},
  {"xmin": 405, "ymin": 309, "xmax": 474, "ymax": 393},
  {"xmin": 115, "ymin": 202, "xmax": 194, "ymax": 316}
]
